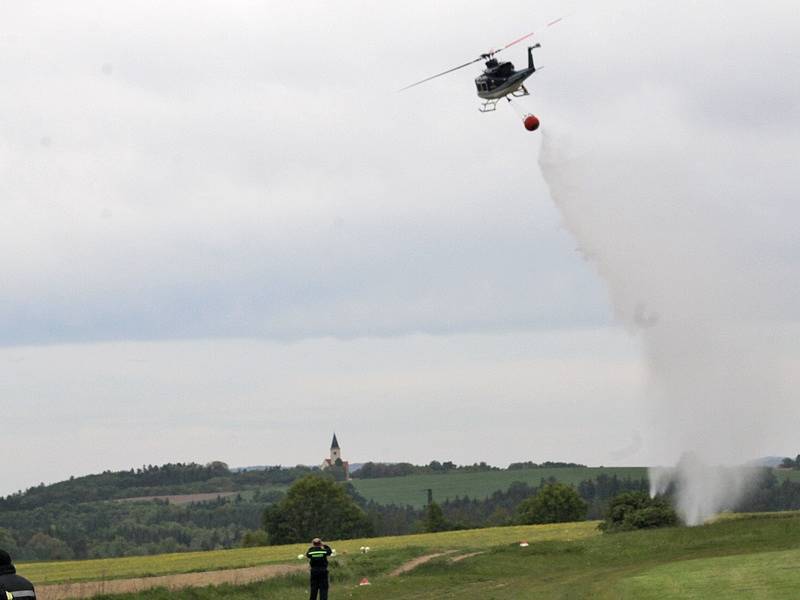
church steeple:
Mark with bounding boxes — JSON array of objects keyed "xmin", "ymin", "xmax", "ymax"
[
  {"xmin": 322, "ymin": 432, "xmax": 348, "ymax": 479},
  {"xmin": 330, "ymin": 433, "xmax": 341, "ymax": 462}
]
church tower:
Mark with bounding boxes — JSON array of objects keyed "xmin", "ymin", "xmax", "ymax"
[{"xmin": 321, "ymin": 433, "xmax": 349, "ymax": 479}]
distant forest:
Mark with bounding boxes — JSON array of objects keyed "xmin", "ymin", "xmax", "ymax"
[
  {"xmin": 0, "ymin": 462, "xmax": 315, "ymax": 510},
  {"xmin": 2, "ymin": 460, "xmax": 799, "ymax": 561},
  {"xmin": 352, "ymin": 460, "xmax": 586, "ymax": 479}
]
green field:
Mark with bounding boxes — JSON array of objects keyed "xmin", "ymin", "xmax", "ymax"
[
  {"xmin": 350, "ymin": 467, "xmax": 647, "ymax": 507},
  {"xmin": 23, "ymin": 512, "xmax": 800, "ymax": 599},
  {"xmin": 618, "ymin": 548, "xmax": 800, "ymax": 599},
  {"xmin": 21, "ymin": 521, "xmax": 598, "ymax": 585},
  {"xmin": 776, "ymin": 468, "xmax": 800, "ymax": 482}
]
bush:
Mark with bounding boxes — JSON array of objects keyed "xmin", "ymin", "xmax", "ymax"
[
  {"xmin": 600, "ymin": 491, "xmax": 678, "ymax": 532},
  {"xmin": 240, "ymin": 529, "xmax": 269, "ymax": 547},
  {"xmin": 516, "ymin": 483, "xmax": 587, "ymax": 524},
  {"xmin": 23, "ymin": 532, "xmax": 74, "ymax": 560}
]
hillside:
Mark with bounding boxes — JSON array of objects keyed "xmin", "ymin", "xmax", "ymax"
[
  {"xmin": 0, "ymin": 461, "xmax": 635, "ymax": 560},
  {"xmin": 4, "ymin": 460, "xmax": 799, "ymax": 563},
  {"xmin": 0, "ymin": 462, "xmax": 311, "ymax": 510},
  {"xmin": 0, "ymin": 463, "xmax": 298, "ymax": 561},
  {"xmin": 351, "ymin": 466, "xmax": 647, "ymax": 508},
  {"xmin": 0, "ymin": 461, "xmax": 650, "ymax": 561}
]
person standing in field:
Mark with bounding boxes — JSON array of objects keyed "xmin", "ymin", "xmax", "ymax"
[
  {"xmin": 0, "ymin": 549, "xmax": 36, "ymax": 599},
  {"xmin": 306, "ymin": 537, "xmax": 332, "ymax": 600}
]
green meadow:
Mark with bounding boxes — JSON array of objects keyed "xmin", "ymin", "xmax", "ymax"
[
  {"xmin": 21, "ymin": 521, "xmax": 597, "ymax": 585},
  {"xmin": 776, "ymin": 468, "xmax": 800, "ymax": 482},
  {"xmin": 24, "ymin": 512, "xmax": 800, "ymax": 599},
  {"xmin": 350, "ymin": 466, "xmax": 647, "ymax": 507}
]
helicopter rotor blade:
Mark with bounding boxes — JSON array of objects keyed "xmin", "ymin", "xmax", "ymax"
[
  {"xmin": 398, "ymin": 15, "xmax": 568, "ymax": 92},
  {"xmin": 398, "ymin": 56, "xmax": 483, "ymax": 92},
  {"xmin": 494, "ymin": 15, "xmax": 566, "ymax": 54}
]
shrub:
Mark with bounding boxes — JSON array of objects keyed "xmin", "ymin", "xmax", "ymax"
[
  {"xmin": 600, "ymin": 491, "xmax": 678, "ymax": 532},
  {"xmin": 240, "ymin": 529, "xmax": 269, "ymax": 547},
  {"xmin": 516, "ymin": 483, "xmax": 587, "ymax": 524}
]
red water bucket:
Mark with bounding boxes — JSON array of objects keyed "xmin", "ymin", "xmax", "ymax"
[{"xmin": 523, "ymin": 115, "xmax": 540, "ymax": 131}]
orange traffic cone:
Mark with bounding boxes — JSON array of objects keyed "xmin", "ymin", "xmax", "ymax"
[{"xmin": 359, "ymin": 577, "xmax": 371, "ymax": 586}]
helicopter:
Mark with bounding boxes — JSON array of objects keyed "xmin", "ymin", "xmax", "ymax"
[{"xmin": 400, "ymin": 18, "xmax": 564, "ymax": 130}]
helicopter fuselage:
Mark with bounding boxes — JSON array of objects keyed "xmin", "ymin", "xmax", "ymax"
[
  {"xmin": 398, "ymin": 26, "xmax": 554, "ymax": 125},
  {"xmin": 475, "ymin": 63, "xmax": 535, "ymax": 99},
  {"xmin": 474, "ymin": 44, "xmax": 539, "ymax": 100}
]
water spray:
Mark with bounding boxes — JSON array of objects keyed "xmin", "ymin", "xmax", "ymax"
[{"xmin": 537, "ymin": 113, "xmax": 791, "ymax": 524}]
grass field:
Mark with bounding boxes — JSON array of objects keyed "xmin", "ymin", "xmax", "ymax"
[
  {"xmin": 114, "ymin": 492, "xmax": 240, "ymax": 505},
  {"xmin": 618, "ymin": 548, "xmax": 800, "ymax": 599},
  {"xmin": 21, "ymin": 521, "xmax": 599, "ymax": 585},
  {"xmin": 350, "ymin": 466, "xmax": 647, "ymax": 507},
  {"xmin": 57, "ymin": 511, "xmax": 800, "ymax": 600},
  {"xmin": 776, "ymin": 468, "xmax": 800, "ymax": 482},
  {"xmin": 23, "ymin": 512, "xmax": 800, "ymax": 599}
]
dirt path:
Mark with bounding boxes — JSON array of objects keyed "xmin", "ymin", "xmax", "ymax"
[
  {"xmin": 450, "ymin": 551, "xmax": 485, "ymax": 563},
  {"xmin": 36, "ymin": 563, "xmax": 305, "ymax": 600},
  {"xmin": 389, "ymin": 551, "xmax": 456, "ymax": 576}
]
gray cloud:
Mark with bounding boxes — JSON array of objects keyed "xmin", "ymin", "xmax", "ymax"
[
  {"xmin": 3, "ymin": 1, "xmax": 796, "ymax": 346},
  {"xmin": 0, "ymin": 1, "xmax": 798, "ymax": 495},
  {"xmin": 0, "ymin": 0, "xmax": 618, "ymax": 345}
]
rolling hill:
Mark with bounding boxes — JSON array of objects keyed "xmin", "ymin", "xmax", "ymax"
[{"xmin": 350, "ymin": 466, "xmax": 647, "ymax": 508}]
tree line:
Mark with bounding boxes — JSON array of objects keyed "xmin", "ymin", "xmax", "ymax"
[
  {"xmin": 4, "ymin": 461, "xmax": 800, "ymax": 560},
  {"xmin": 0, "ymin": 471, "xmax": 637, "ymax": 559},
  {"xmin": 356, "ymin": 473, "xmax": 648, "ymax": 537},
  {"xmin": 260, "ymin": 474, "xmax": 667, "ymax": 543},
  {"xmin": 260, "ymin": 469, "xmax": 800, "ymax": 544},
  {"xmin": 351, "ymin": 460, "xmax": 586, "ymax": 479},
  {"xmin": 0, "ymin": 462, "xmax": 316, "ymax": 511},
  {"xmin": 0, "ymin": 490, "xmax": 283, "ymax": 561}
]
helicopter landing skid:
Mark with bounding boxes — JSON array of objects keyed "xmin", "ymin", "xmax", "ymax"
[
  {"xmin": 511, "ymin": 85, "xmax": 530, "ymax": 98},
  {"xmin": 478, "ymin": 99, "xmax": 500, "ymax": 113}
]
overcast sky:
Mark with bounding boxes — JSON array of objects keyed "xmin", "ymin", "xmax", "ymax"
[{"xmin": 1, "ymin": 0, "xmax": 798, "ymax": 496}]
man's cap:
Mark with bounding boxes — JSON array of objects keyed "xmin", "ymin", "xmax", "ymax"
[
  {"xmin": 312, "ymin": 538, "xmax": 322, "ymax": 545},
  {"xmin": 0, "ymin": 549, "xmax": 11, "ymax": 566}
]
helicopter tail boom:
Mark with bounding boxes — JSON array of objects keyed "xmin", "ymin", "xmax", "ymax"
[{"xmin": 527, "ymin": 43, "xmax": 541, "ymax": 71}]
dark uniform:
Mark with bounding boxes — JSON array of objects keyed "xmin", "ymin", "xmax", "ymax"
[
  {"xmin": 306, "ymin": 542, "xmax": 332, "ymax": 600},
  {"xmin": 0, "ymin": 550, "xmax": 36, "ymax": 600}
]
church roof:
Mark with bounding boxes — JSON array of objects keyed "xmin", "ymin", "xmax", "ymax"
[{"xmin": 331, "ymin": 433, "xmax": 340, "ymax": 449}]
